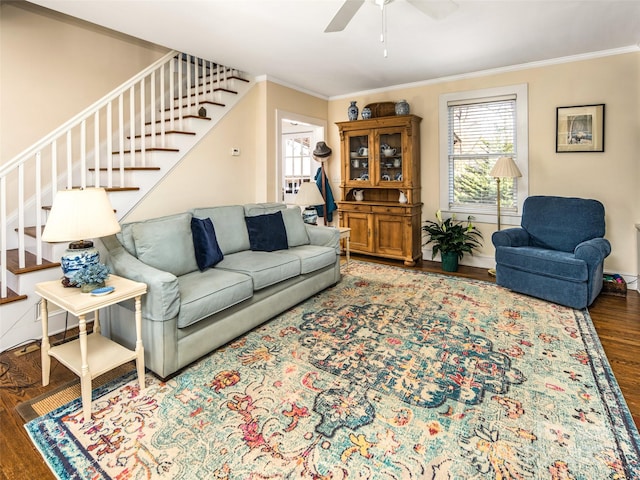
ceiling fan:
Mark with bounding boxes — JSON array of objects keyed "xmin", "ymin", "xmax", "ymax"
[{"xmin": 324, "ymin": 0, "xmax": 458, "ymax": 33}]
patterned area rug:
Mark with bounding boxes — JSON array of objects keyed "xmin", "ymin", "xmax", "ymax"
[{"xmin": 26, "ymin": 261, "xmax": 640, "ymax": 479}]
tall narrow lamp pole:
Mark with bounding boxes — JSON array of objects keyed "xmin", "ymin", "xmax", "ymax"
[
  {"xmin": 490, "ymin": 156, "xmax": 522, "ymax": 231},
  {"xmin": 488, "ymin": 156, "xmax": 522, "ymax": 276}
]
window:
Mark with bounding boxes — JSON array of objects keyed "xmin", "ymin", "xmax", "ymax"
[
  {"xmin": 439, "ymin": 84, "xmax": 528, "ymax": 226},
  {"xmin": 282, "ymin": 133, "xmax": 321, "ymax": 203}
]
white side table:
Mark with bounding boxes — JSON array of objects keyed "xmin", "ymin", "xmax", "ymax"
[
  {"xmin": 339, "ymin": 227, "xmax": 351, "ymax": 270},
  {"xmin": 36, "ymin": 274, "xmax": 147, "ymax": 422}
]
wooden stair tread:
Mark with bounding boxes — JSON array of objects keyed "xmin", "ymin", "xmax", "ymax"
[
  {"xmin": 71, "ymin": 186, "xmax": 140, "ymax": 192},
  {"xmin": 118, "ymin": 148, "xmax": 179, "ymax": 153},
  {"xmin": 5, "ymin": 249, "xmax": 60, "ymax": 275},
  {"xmin": 145, "ymin": 116, "xmax": 211, "ymax": 126},
  {"xmin": 89, "ymin": 167, "xmax": 161, "ymax": 171},
  {"xmin": 128, "ymin": 131, "xmax": 196, "ymax": 140},
  {"xmin": 0, "ymin": 285, "xmax": 27, "ymax": 305}
]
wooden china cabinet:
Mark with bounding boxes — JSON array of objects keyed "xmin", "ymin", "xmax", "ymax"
[{"xmin": 336, "ymin": 114, "xmax": 422, "ymax": 266}]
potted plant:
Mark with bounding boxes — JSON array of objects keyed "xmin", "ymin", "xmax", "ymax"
[
  {"xmin": 72, "ymin": 262, "xmax": 111, "ymax": 292},
  {"xmin": 422, "ymin": 210, "xmax": 483, "ymax": 272}
]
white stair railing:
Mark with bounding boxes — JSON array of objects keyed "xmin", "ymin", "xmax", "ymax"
[{"xmin": 0, "ymin": 50, "xmax": 247, "ymax": 298}]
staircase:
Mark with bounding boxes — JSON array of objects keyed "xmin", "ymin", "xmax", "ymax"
[{"xmin": 0, "ymin": 50, "xmax": 253, "ymax": 351}]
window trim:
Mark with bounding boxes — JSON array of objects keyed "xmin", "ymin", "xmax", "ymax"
[{"xmin": 438, "ymin": 84, "xmax": 529, "ymax": 227}]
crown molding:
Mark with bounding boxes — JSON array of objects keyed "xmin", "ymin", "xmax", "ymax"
[{"xmin": 329, "ymin": 45, "xmax": 640, "ymax": 100}]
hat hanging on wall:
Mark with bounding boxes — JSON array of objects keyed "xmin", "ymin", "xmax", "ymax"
[{"xmin": 313, "ymin": 141, "xmax": 332, "ymax": 161}]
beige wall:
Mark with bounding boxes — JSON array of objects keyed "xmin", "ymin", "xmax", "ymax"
[
  {"xmin": 0, "ymin": 1, "xmax": 167, "ymax": 163},
  {"xmin": 3, "ymin": 2, "xmax": 637, "ymax": 279},
  {"xmin": 327, "ymin": 52, "xmax": 640, "ymax": 277}
]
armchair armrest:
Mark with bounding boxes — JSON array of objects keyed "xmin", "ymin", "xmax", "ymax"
[
  {"xmin": 99, "ymin": 235, "xmax": 181, "ymax": 321},
  {"xmin": 574, "ymin": 238, "xmax": 612, "ymax": 266},
  {"xmin": 306, "ymin": 225, "xmax": 340, "ymax": 252},
  {"xmin": 492, "ymin": 228, "xmax": 531, "ymax": 248}
]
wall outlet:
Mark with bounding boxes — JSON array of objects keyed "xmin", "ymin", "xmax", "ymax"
[{"xmin": 231, "ymin": 147, "xmax": 240, "ymax": 156}]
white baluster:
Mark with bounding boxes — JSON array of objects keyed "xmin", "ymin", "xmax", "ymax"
[
  {"xmin": 129, "ymin": 85, "xmax": 136, "ymax": 167},
  {"xmin": 170, "ymin": 58, "xmax": 175, "ymax": 131},
  {"xmin": 187, "ymin": 54, "xmax": 192, "ymax": 116},
  {"xmin": 160, "ymin": 63, "xmax": 166, "ymax": 147},
  {"xmin": 118, "ymin": 94, "xmax": 125, "ymax": 187},
  {"xmin": 66, "ymin": 131, "xmax": 72, "ymax": 189},
  {"xmin": 140, "ymin": 78, "xmax": 145, "ymax": 167},
  {"xmin": 35, "ymin": 151, "xmax": 42, "ymax": 263},
  {"xmin": 0, "ymin": 176, "xmax": 6, "ymax": 298},
  {"xmin": 151, "ymin": 69, "xmax": 156, "ymax": 149},
  {"xmin": 17, "ymin": 163, "xmax": 25, "ymax": 269},
  {"xmin": 80, "ymin": 120, "xmax": 86, "ymax": 188},
  {"xmin": 177, "ymin": 56, "xmax": 183, "ymax": 130},
  {"xmin": 94, "ymin": 110, "xmax": 100, "ymax": 188},
  {"xmin": 106, "ymin": 101, "xmax": 113, "ymax": 188}
]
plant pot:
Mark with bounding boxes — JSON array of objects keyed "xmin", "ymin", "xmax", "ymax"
[
  {"xmin": 441, "ymin": 252, "xmax": 459, "ymax": 272},
  {"xmin": 80, "ymin": 281, "xmax": 105, "ymax": 293}
]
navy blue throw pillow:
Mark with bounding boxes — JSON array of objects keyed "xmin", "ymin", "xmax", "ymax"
[
  {"xmin": 245, "ymin": 211, "xmax": 289, "ymax": 252},
  {"xmin": 191, "ymin": 217, "xmax": 224, "ymax": 271}
]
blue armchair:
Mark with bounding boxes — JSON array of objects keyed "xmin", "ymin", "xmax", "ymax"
[{"xmin": 492, "ymin": 196, "xmax": 611, "ymax": 309}]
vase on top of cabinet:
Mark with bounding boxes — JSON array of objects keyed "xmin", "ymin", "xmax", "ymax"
[{"xmin": 336, "ymin": 114, "xmax": 422, "ymax": 266}]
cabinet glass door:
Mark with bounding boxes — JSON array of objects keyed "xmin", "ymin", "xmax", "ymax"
[
  {"xmin": 347, "ymin": 134, "xmax": 370, "ymax": 184},
  {"xmin": 378, "ymin": 130, "xmax": 403, "ymax": 184}
]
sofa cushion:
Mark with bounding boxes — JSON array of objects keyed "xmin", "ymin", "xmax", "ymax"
[
  {"xmin": 245, "ymin": 211, "xmax": 289, "ymax": 252},
  {"xmin": 132, "ymin": 213, "xmax": 198, "ymax": 276},
  {"xmin": 281, "ymin": 207, "xmax": 310, "ymax": 247},
  {"xmin": 176, "ymin": 268, "xmax": 253, "ymax": 328},
  {"xmin": 116, "ymin": 222, "xmax": 137, "ymax": 256},
  {"xmin": 243, "ymin": 203, "xmax": 287, "ymax": 217},
  {"xmin": 521, "ymin": 196, "xmax": 606, "ymax": 253},
  {"xmin": 216, "ymin": 250, "xmax": 300, "ymax": 290},
  {"xmin": 276, "ymin": 245, "xmax": 336, "ymax": 274},
  {"xmin": 191, "ymin": 205, "xmax": 250, "ymax": 255},
  {"xmin": 191, "ymin": 217, "xmax": 224, "ymax": 271},
  {"xmin": 496, "ymin": 246, "xmax": 588, "ymax": 282}
]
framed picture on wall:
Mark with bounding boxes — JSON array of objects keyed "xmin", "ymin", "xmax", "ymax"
[{"xmin": 556, "ymin": 104, "xmax": 605, "ymax": 152}]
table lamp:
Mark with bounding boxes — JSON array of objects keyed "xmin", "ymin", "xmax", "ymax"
[
  {"xmin": 42, "ymin": 188, "xmax": 121, "ymax": 286},
  {"xmin": 294, "ymin": 182, "xmax": 325, "ymax": 225}
]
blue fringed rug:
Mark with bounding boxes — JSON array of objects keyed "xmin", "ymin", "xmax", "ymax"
[{"xmin": 26, "ymin": 261, "xmax": 640, "ymax": 479}]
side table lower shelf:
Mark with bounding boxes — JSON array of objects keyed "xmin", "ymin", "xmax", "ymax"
[{"xmin": 49, "ymin": 334, "xmax": 139, "ymax": 379}]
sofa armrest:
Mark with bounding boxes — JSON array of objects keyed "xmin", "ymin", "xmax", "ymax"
[
  {"xmin": 574, "ymin": 238, "xmax": 612, "ymax": 266},
  {"xmin": 492, "ymin": 228, "xmax": 531, "ymax": 248},
  {"xmin": 100, "ymin": 235, "xmax": 181, "ymax": 321},
  {"xmin": 306, "ymin": 225, "xmax": 340, "ymax": 252}
]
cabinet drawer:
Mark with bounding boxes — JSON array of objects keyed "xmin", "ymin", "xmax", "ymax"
[
  {"xmin": 340, "ymin": 203, "xmax": 372, "ymax": 213},
  {"xmin": 372, "ymin": 205, "xmax": 408, "ymax": 215}
]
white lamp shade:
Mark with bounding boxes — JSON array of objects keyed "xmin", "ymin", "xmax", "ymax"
[
  {"xmin": 294, "ymin": 182, "xmax": 325, "ymax": 206},
  {"xmin": 42, "ymin": 188, "xmax": 121, "ymax": 242},
  {"xmin": 490, "ymin": 156, "xmax": 522, "ymax": 178}
]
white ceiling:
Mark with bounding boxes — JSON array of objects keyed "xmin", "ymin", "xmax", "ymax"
[{"xmin": 30, "ymin": 0, "xmax": 640, "ymax": 98}]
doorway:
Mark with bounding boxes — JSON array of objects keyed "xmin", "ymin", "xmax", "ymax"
[{"xmin": 276, "ymin": 111, "xmax": 326, "ymax": 204}]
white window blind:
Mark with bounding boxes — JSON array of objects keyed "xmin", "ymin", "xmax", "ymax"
[
  {"xmin": 447, "ymin": 96, "xmax": 517, "ymax": 212},
  {"xmin": 439, "ymin": 84, "xmax": 528, "ymax": 225}
]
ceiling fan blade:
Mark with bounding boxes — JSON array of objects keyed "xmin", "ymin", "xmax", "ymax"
[
  {"xmin": 324, "ymin": 0, "xmax": 365, "ymax": 33},
  {"xmin": 407, "ymin": 0, "xmax": 458, "ymax": 20}
]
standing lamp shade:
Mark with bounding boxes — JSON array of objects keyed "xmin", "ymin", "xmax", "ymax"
[
  {"xmin": 489, "ymin": 156, "xmax": 522, "ymax": 231},
  {"xmin": 42, "ymin": 188, "xmax": 121, "ymax": 285},
  {"xmin": 294, "ymin": 182, "xmax": 325, "ymax": 225}
]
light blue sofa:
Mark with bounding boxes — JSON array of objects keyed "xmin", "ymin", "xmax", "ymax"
[
  {"xmin": 492, "ymin": 196, "xmax": 611, "ymax": 309},
  {"xmin": 99, "ymin": 203, "xmax": 341, "ymax": 378}
]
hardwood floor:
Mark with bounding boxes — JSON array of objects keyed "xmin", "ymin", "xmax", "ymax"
[{"xmin": 1, "ymin": 256, "xmax": 638, "ymax": 479}]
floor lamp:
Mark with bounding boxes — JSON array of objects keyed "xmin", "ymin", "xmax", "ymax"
[{"xmin": 488, "ymin": 156, "xmax": 522, "ymax": 276}]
